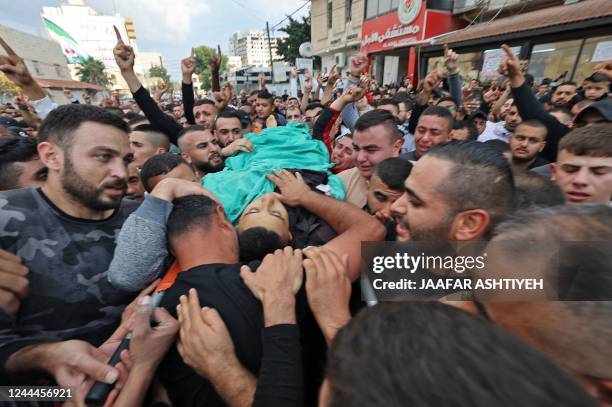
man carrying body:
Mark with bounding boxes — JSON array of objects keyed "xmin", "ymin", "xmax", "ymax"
[
  {"xmin": 0, "ymin": 104, "xmax": 138, "ymax": 389},
  {"xmin": 339, "ymin": 110, "xmax": 404, "ymax": 208}
]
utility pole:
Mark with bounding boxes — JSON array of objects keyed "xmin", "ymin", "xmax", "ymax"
[{"xmin": 266, "ymin": 21, "xmax": 274, "ymax": 86}]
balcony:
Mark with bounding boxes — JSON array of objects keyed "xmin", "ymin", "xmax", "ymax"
[{"xmin": 453, "ymin": 0, "xmax": 481, "ymax": 12}]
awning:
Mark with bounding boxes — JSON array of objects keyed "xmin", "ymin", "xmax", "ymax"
[
  {"xmin": 430, "ymin": 0, "xmax": 612, "ymax": 47},
  {"xmin": 35, "ymin": 78, "xmax": 106, "ymax": 91}
]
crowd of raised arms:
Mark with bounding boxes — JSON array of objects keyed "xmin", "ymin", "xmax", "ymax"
[{"xmin": 0, "ymin": 25, "xmax": 611, "ymax": 407}]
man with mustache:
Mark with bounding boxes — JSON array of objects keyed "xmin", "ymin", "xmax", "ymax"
[
  {"xmin": 0, "ymin": 103, "xmax": 140, "ymax": 389},
  {"xmin": 508, "ymin": 120, "xmax": 548, "ymax": 170}
]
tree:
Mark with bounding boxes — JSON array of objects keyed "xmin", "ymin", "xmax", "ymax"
[
  {"xmin": 76, "ymin": 57, "xmax": 111, "ymax": 86},
  {"xmin": 149, "ymin": 64, "xmax": 171, "ymax": 83},
  {"xmin": 276, "ymin": 15, "xmax": 320, "ymax": 68},
  {"xmin": 0, "ymin": 73, "xmax": 20, "ymax": 98},
  {"xmin": 193, "ymin": 46, "xmax": 227, "ymax": 90}
]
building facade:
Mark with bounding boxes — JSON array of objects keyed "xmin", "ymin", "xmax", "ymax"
[
  {"xmin": 0, "ymin": 24, "xmax": 105, "ymax": 103},
  {"xmin": 228, "ymin": 31, "xmax": 285, "ymax": 68},
  {"xmin": 311, "ymin": 0, "xmax": 365, "ymax": 74},
  {"xmin": 41, "ymin": 0, "xmax": 163, "ymax": 92},
  {"xmin": 359, "ymin": 0, "xmax": 466, "ymax": 86},
  {"xmin": 419, "ymin": 0, "xmax": 612, "ymax": 86}
]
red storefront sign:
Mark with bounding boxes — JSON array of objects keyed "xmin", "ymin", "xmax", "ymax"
[{"xmin": 361, "ymin": 2, "xmax": 465, "ymax": 55}]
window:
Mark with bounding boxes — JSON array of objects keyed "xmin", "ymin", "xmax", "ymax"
[
  {"xmin": 573, "ymin": 34, "xmax": 612, "ymax": 83},
  {"xmin": 366, "ymin": 0, "xmax": 378, "ymax": 19},
  {"xmin": 528, "ymin": 40, "xmax": 582, "ymax": 85},
  {"xmin": 378, "ymin": 0, "xmax": 391, "ymax": 14},
  {"xmin": 391, "ymin": 0, "xmax": 398, "ymax": 8},
  {"xmin": 346, "ymin": 0, "xmax": 353, "ymax": 22},
  {"xmin": 327, "ymin": 1, "xmax": 333, "ymax": 29}
]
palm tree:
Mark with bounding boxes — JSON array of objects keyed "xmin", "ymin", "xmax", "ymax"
[{"xmin": 76, "ymin": 57, "xmax": 111, "ymax": 86}]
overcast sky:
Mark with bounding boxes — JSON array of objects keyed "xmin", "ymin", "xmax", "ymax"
[{"xmin": 0, "ymin": 0, "xmax": 309, "ymax": 80}]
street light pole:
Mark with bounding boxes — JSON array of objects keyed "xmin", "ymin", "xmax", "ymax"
[{"xmin": 266, "ymin": 21, "xmax": 274, "ymax": 87}]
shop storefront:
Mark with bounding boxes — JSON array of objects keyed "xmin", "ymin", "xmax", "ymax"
[
  {"xmin": 360, "ymin": 0, "xmax": 465, "ymax": 85},
  {"xmin": 419, "ymin": 0, "xmax": 612, "ymax": 86}
]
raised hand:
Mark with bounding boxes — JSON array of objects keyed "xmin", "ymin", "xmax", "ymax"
[
  {"xmin": 327, "ymin": 64, "xmax": 340, "ymax": 86},
  {"xmin": 182, "ymin": 47, "xmax": 197, "ymax": 83},
  {"xmin": 0, "ymin": 36, "xmax": 46, "ymax": 100},
  {"xmin": 0, "ymin": 36, "xmax": 35, "ymax": 87},
  {"xmin": 442, "ymin": 44, "xmax": 459, "ymax": 76},
  {"xmin": 498, "ymin": 44, "xmax": 523, "ymax": 87},
  {"xmin": 208, "ymin": 45, "xmax": 222, "ymax": 72},
  {"xmin": 153, "ymin": 82, "xmax": 169, "ymax": 102},
  {"xmin": 594, "ymin": 61, "xmax": 612, "ymax": 81},
  {"xmin": 303, "ymin": 69, "xmax": 313, "ymax": 93},
  {"xmin": 113, "ymin": 26, "xmax": 135, "ymax": 72},
  {"xmin": 350, "ymin": 53, "xmax": 368, "ymax": 78}
]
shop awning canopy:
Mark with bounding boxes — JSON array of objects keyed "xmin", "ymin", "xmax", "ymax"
[
  {"xmin": 35, "ymin": 78, "xmax": 106, "ymax": 91},
  {"xmin": 430, "ymin": 0, "xmax": 612, "ymax": 47}
]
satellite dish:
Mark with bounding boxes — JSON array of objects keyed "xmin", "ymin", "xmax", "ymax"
[{"xmin": 299, "ymin": 42, "xmax": 313, "ymax": 58}]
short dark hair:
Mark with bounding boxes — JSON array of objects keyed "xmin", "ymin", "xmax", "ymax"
[
  {"xmin": 484, "ymin": 139, "xmax": 511, "ymax": 155},
  {"xmin": 177, "ymin": 124, "xmax": 208, "ymax": 143},
  {"xmin": 132, "ymin": 123, "xmax": 170, "ymax": 149},
  {"xmin": 512, "ymin": 169, "xmax": 565, "ymax": 209},
  {"xmin": 354, "ymin": 109, "xmax": 402, "ymax": 142},
  {"xmin": 584, "ymin": 73, "xmax": 609, "ymax": 83},
  {"xmin": 452, "ymin": 120, "xmax": 479, "ymax": 141},
  {"xmin": 127, "ymin": 114, "xmax": 148, "ymax": 126},
  {"xmin": 214, "ymin": 109, "xmax": 242, "ymax": 127},
  {"xmin": 238, "ymin": 227, "xmax": 285, "ymax": 262},
  {"xmin": 38, "ymin": 104, "xmax": 129, "ymax": 149},
  {"xmin": 167, "ymin": 195, "xmax": 218, "ymax": 243},
  {"xmin": 420, "ymin": 105, "xmax": 454, "ymax": 131},
  {"xmin": 194, "ymin": 99, "xmax": 216, "ymax": 107},
  {"xmin": 139, "ymin": 153, "xmax": 190, "ymax": 192},
  {"xmin": 305, "ymin": 102, "xmax": 324, "ymax": 113},
  {"xmin": 0, "ymin": 136, "xmax": 43, "ymax": 190},
  {"xmin": 374, "ymin": 98, "xmax": 399, "ymax": 108},
  {"xmin": 327, "ymin": 302, "xmax": 595, "ymax": 407},
  {"xmin": 436, "ymin": 96, "xmax": 457, "ymax": 106},
  {"xmin": 104, "ymin": 106, "xmax": 125, "ymax": 118},
  {"xmin": 493, "ymin": 204, "xmax": 612, "ymax": 303},
  {"xmin": 427, "ymin": 141, "xmax": 514, "ymax": 238},
  {"xmin": 558, "ymin": 123, "xmax": 612, "ymax": 157},
  {"xmin": 257, "ymin": 89, "xmax": 273, "ymax": 100},
  {"xmin": 515, "ymin": 119, "xmax": 548, "ymax": 140},
  {"xmin": 374, "ymin": 157, "xmax": 413, "ymax": 191},
  {"xmin": 555, "ymin": 81, "xmax": 577, "ymax": 90}
]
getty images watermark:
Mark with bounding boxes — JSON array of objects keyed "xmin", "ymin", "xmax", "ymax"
[{"xmin": 361, "ymin": 241, "xmax": 612, "ymax": 301}]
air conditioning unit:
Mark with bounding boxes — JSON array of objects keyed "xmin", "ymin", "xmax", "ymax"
[{"xmin": 335, "ymin": 52, "xmax": 346, "ymax": 68}]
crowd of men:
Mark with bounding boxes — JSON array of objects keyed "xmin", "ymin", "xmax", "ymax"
[{"xmin": 0, "ymin": 25, "xmax": 611, "ymax": 407}]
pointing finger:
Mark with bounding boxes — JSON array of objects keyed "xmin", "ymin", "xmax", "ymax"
[
  {"xmin": 444, "ymin": 44, "xmax": 449, "ymax": 58},
  {"xmin": 113, "ymin": 26, "xmax": 124, "ymax": 44},
  {"xmin": 0, "ymin": 36, "xmax": 17, "ymax": 56},
  {"xmin": 191, "ymin": 47, "xmax": 195, "ymax": 58},
  {"xmin": 501, "ymin": 44, "xmax": 515, "ymax": 59}
]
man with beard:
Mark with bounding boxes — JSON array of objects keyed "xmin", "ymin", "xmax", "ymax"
[
  {"xmin": 0, "ymin": 104, "xmax": 139, "ymax": 388},
  {"xmin": 126, "ymin": 162, "xmax": 146, "ymax": 201},
  {"xmin": 365, "ymin": 157, "xmax": 412, "ymax": 240},
  {"xmin": 477, "ymin": 101, "xmax": 522, "ymax": 143},
  {"xmin": 391, "ymin": 141, "xmax": 514, "ymax": 241},
  {"xmin": 177, "ymin": 125, "xmax": 224, "ymax": 178},
  {"xmin": 508, "ymin": 120, "xmax": 548, "ymax": 170},
  {"xmin": 551, "ymin": 81, "xmax": 578, "ymax": 109}
]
